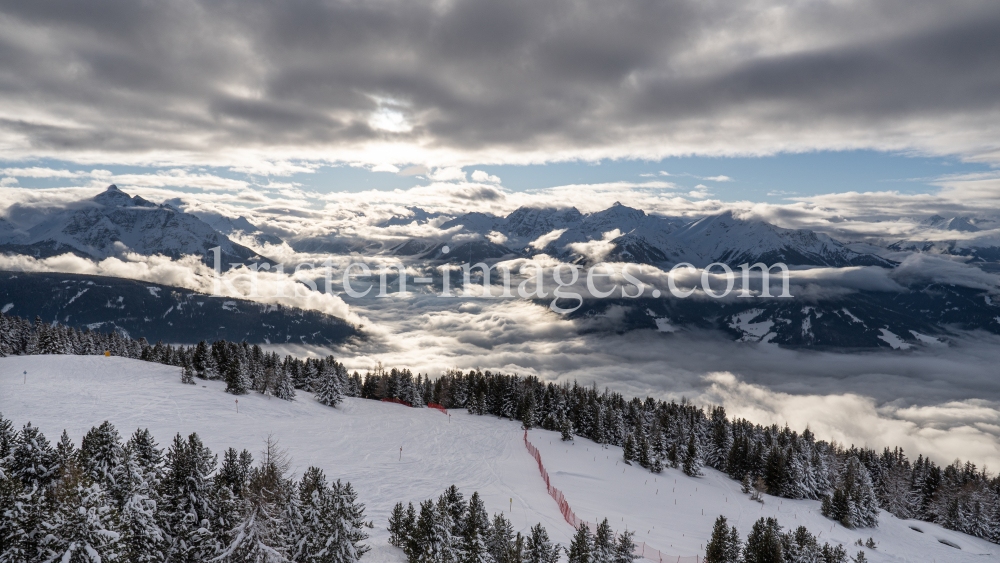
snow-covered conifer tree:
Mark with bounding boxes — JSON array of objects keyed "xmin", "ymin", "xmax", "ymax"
[
  {"xmin": 38, "ymin": 465, "xmax": 123, "ymax": 563},
  {"xmin": 317, "ymin": 370, "xmax": 344, "ymax": 408},
  {"xmin": 10, "ymin": 423, "xmax": 57, "ymax": 489},
  {"xmin": 79, "ymin": 421, "xmax": 126, "ymax": 490},
  {"xmin": 567, "ymin": 523, "xmax": 592, "ymax": 563},
  {"xmin": 524, "ymin": 523, "xmax": 559, "ymax": 563},
  {"xmin": 592, "ymin": 519, "xmax": 614, "ymax": 563},
  {"xmin": 612, "ymin": 530, "xmax": 638, "ymax": 563},
  {"xmin": 460, "ymin": 492, "xmax": 488, "ymax": 563},
  {"xmin": 162, "ymin": 433, "xmax": 218, "ymax": 563},
  {"xmin": 115, "ymin": 448, "xmax": 166, "ymax": 563},
  {"xmin": 682, "ymin": 434, "xmax": 703, "ymax": 477}
]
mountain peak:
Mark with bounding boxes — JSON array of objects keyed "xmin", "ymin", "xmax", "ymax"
[{"xmin": 93, "ymin": 184, "xmax": 135, "ymax": 207}]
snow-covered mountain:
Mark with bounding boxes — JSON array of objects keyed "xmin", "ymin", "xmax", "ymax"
[
  {"xmin": 441, "ymin": 204, "xmax": 888, "ymax": 267},
  {"xmin": 665, "ymin": 211, "xmax": 892, "ymax": 267},
  {"xmin": 0, "ymin": 185, "xmax": 270, "ymax": 268},
  {"xmin": 887, "ymin": 215, "xmax": 1000, "ymax": 265},
  {"xmin": 921, "ymin": 214, "xmax": 983, "ymax": 232}
]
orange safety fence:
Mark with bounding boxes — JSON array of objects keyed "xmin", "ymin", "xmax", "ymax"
[
  {"xmin": 523, "ymin": 431, "xmax": 702, "ymax": 563},
  {"xmin": 380, "ymin": 397, "xmax": 413, "ymax": 407},
  {"xmin": 428, "ymin": 403, "xmax": 448, "ymax": 414}
]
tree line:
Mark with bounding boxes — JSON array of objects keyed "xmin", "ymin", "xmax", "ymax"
[{"xmin": 704, "ymin": 514, "xmax": 874, "ymax": 563}]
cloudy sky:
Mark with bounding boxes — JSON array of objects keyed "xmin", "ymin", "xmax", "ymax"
[
  {"xmin": 1, "ymin": 0, "xmax": 999, "ymax": 212},
  {"xmin": 4, "ymin": 0, "xmax": 1000, "ymax": 466}
]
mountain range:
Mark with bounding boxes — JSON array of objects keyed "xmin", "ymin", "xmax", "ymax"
[
  {"xmin": 427, "ymin": 203, "xmax": 894, "ymax": 268},
  {"xmin": 3, "ymin": 186, "xmax": 1000, "ymax": 349}
]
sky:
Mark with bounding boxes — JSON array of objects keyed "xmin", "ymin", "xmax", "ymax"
[
  {"xmin": 1, "ymin": 0, "xmax": 999, "ymax": 208},
  {"xmin": 3, "ymin": 0, "xmax": 1000, "ymax": 466}
]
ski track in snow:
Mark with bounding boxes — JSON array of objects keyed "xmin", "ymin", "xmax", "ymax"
[{"xmin": 1, "ymin": 355, "xmax": 998, "ymax": 563}]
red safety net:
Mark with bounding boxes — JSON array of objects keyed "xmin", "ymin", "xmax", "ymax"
[
  {"xmin": 523, "ymin": 431, "xmax": 702, "ymax": 563},
  {"xmin": 428, "ymin": 403, "xmax": 447, "ymax": 414},
  {"xmin": 380, "ymin": 397, "xmax": 413, "ymax": 407}
]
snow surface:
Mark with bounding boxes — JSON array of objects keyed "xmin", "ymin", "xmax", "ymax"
[
  {"xmin": 909, "ymin": 331, "xmax": 945, "ymax": 346},
  {"xmin": 653, "ymin": 318, "xmax": 677, "ymax": 333},
  {"xmin": 878, "ymin": 329, "xmax": 912, "ymax": 350},
  {"xmin": 729, "ymin": 309, "xmax": 775, "ymax": 342},
  {"xmin": 1, "ymin": 355, "xmax": 997, "ymax": 563}
]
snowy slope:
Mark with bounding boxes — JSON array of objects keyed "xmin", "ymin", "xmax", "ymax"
[{"xmin": 2, "ymin": 355, "xmax": 997, "ymax": 563}]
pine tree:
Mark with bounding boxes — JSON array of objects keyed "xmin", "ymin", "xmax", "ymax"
[
  {"xmin": 622, "ymin": 434, "xmax": 635, "ymax": 464},
  {"xmin": 224, "ymin": 344, "xmax": 251, "ymax": 395},
  {"xmin": 560, "ymin": 415, "xmax": 573, "ymax": 442},
  {"xmin": 650, "ymin": 456, "xmax": 663, "ymax": 474},
  {"xmin": 182, "ymin": 363, "xmax": 195, "ymax": 385},
  {"xmin": 274, "ymin": 367, "xmax": 296, "ymax": 401},
  {"xmin": 38, "ymin": 464, "xmax": 123, "ymax": 563},
  {"xmin": 0, "ymin": 472, "xmax": 42, "ymax": 563},
  {"xmin": 389, "ymin": 502, "xmax": 409, "ymax": 548},
  {"xmin": 612, "ymin": 529, "xmax": 637, "ymax": 563},
  {"xmin": 10, "ymin": 422, "xmax": 58, "ymax": 489},
  {"xmin": 785, "ymin": 526, "xmax": 821, "ymax": 563},
  {"xmin": 55, "ymin": 429, "xmax": 78, "ymax": 476},
  {"xmin": 216, "ymin": 448, "xmax": 252, "ymax": 499},
  {"xmin": 524, "ymin": 523, "xmax": 559, "ymax": 563},
  {"xmin": 295, "ymin": 466, "xmax": 359, "ymax": 563},
  {"xmin": 79, "ymin": 421, "xmax": 125, "ymax": 491},
  {"xmin": 725, "ymin": 526, "xmax": 741, "ymax": 563},
  {"xmin": 317, "ymin": 370, "xmax": 344, "ymax": 408},
  {"xmin": 126, "ymin": 428, "xmax": 163, "ymax": 481},
  {"xmin": 486, "ymin": 513, "xmax": 515, "ymax": 563},
  {"xmin": 822, "ymin": 457, "xmax": 879, "ymax": 529},
  {"xmin": 683, "ymin": 434, "xmax": 702, "ymax": 477},
  {"xmin": 742, "ymin": 518, "xmax": 782, "ymax": 563},
  {"xmin": 162, "ymin": 433, "xmax": 218, "ymax": 563},
  {"xmin": 115, "ymin": 448, "xmax": 166, "ymax": 563},
  {"xmin": 521, "ymin": 393, "xmax": 537, "ymax": 431},
  {"xmin": 36, "ymin": 323, "xmax": 63, "ymax": 355},
  {"xmin": 332, "ymin": 479, "xmax": 371, "ymax": 557},
  {"xmin": 705, "ymin": 516, "xmax": 740, "ymax": 563},
  {"xmin": 567, "ymin": 523, "xmax": 592, "ymax": 563},
  {"xmin": 441, "ymin": 485, "xmax": 466, "ymax": 537},
  {"xmin": 592, "ymin": 519, "xmax": 614, "ymax": 563},
  {"xmin": 403, "ymin": 503, "xmax": 420, "ymax": 562},
  {"xmin": 0, "ymin": 413, "xmax": 16, "ymax": 463},
  {"xmin": 637, "ymin": 436, "xmax": 651, "ymax": 469},
  {"xmin": 193, "ymin": 341, "xmax": 210, "ymax": 378},
  {"xmin": 460, "ymin": 492, "xmax": 489, "ymax": 563}
]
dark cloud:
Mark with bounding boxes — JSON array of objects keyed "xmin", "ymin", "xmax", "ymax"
[{"xmin": 0, "ymin": 0, "xmax": 998, "ymax": 163}]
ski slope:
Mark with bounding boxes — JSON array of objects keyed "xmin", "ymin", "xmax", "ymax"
[{"xmin": 1, "ymin": 355, "xmax": 997, "ymax": 563}]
